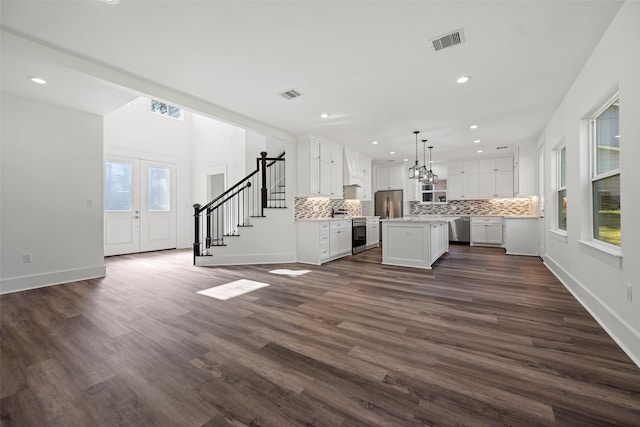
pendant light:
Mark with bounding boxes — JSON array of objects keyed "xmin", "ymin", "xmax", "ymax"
[
  {"xmin": 418, "ymin": 139, "xmax": 428, "ymax": 180},
  {"xmin": 420, "ymin": 141, "xmax": 438, "ymax": 184},
  {"xmin": 408, "ymin": 131, "xmax": 421, "ymax": 179}
]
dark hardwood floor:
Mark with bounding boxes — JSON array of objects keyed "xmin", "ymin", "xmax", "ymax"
[{"xmin": 1, "ymin": 245, "xmax": 639, "ymax": 426}]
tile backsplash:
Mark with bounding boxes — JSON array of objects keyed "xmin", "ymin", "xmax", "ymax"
[
  {"xmin": 295, "ymin": 197, "xmax": 362, "ymax": 219},
  {"xmin": 410, "ymin": 197, "xmax": 537, "ymax": 216},
  {"xmin": 295, "ymin": 196, "xmax": 537, "ymax": 218}
]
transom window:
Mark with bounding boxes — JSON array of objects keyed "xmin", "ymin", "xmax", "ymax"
[
  {"xmin": 590, "ymin": 95, "xmax": 620, "ymax": 246},
  {"xmin": 151, "ymin": 100, "xmax": 183, "ymax": 120}
]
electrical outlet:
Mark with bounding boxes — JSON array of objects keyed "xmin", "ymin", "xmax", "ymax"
[
  {"xmin": 626, "ymin": 284, "xmax": 633, "ymax": 302},
  {"xmin": 22, "ymin": 253, "xmax": 32, "ymax": 263}
]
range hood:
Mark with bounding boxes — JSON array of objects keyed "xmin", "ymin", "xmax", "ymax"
[{"xmin": 343, "ymin": 148, "xmax": 364, "ymax": 187}]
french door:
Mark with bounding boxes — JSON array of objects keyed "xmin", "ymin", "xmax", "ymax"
[{"xmin": 104, "ymin": 157, "xmax": 177, "ymax": 256}]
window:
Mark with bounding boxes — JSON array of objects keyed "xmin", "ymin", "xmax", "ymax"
[
  {"xmin": 590, "ymin": 96, "xmax": 620, "ymax": 246},
  {"xmin": 420, "ymin": 180, "xmax": 447, "ymax": 203},
  {"xmin": 148, "ymin": 167, "xmax": 171, "ymax": 211},
  {"xmin": 151, "ymin": 100, "xmax": 183, "ymax": 120},
  {"xmin": 105, "ymin": 161, "xmax": 132, "ymax": 211},
  {"xmin": 556, "ymin": 145, "xmax": 567, "ymax": 231}
]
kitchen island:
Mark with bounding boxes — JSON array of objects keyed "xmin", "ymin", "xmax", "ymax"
[{"xmin": 381, "ymin": 216, "xmax": 455, "ymax": 269}]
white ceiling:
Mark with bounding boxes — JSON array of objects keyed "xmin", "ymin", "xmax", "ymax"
[{"xmin": 0, "ymin": 0, "xmax": 623, "ymax": 165}]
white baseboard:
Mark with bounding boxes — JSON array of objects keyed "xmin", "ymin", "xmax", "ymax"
[
  {"xmin": 195, "ymin": 252, "xmax": 296, "ymax": 267},
  {"xmin": 0, "ymin": 265, "xmax": 106, "ymax": 295},
  {"xmin": 544, "ymin": 255, "xmax": 640, "ymax": 368}
]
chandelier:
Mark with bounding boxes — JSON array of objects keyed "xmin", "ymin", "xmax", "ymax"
[
  {"xmin": 408, "ymin": 131, "xmax": 421, "ymax": 179},
  {"xmin": 420, "ymin": 141, "xmax": 438, "ymax": 184}
]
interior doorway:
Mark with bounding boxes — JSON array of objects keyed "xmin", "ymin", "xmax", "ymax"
[
  {"xmin": 207, "ymin": 173, "xmax": 225, "ymax": 201},
  {"xmin": 104, "ymin": 156, "xmax": 177, "ymax": 256}
]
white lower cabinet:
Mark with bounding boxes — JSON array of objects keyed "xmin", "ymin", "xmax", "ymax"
[
  {"xmin": 297, "ymin": 220, "xmax": 352, "ymax": 265},
  {"xmin": 330, "ymin": 220, "xmax": 352, "ymax": 258},
  {"xmin": 471, "ymin": 217, "xmax": 503, "ymax": 246},
  {"xmin": 429, "ymin": 222, "xmax": 448, "ymax": 264},
  {"xmin": 504, "ymin": 217, "xmax": 538, "ymax": 255},
  {"xmin": 366, "ymin": 218, "xmax": 380, "ymax": 248}
]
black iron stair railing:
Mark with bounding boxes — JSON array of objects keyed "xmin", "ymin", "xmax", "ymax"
[{"xmin": 192, "ymin": 151, "xmax": 285, "ymax": 264}]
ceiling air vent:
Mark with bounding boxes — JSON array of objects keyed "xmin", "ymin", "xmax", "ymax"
[
  {"xmin": 431, "ymin": 28, "xmax": 465, "ymax": 52},
  {"xmin": 496, "ymin": 146, "xmax": 509, "ymax": 150},
  {"xmin": 279, "ymin": 88, "xmax": 303, "ymax": 100}
]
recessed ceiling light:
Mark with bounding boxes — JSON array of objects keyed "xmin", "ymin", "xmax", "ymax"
[
  {"xmin": 403, "ymin": 158, "xmax": 409, "ymax": 162},
  {"xmin": 615, "ymin": 135, "xmax": 620, "ymax": 138},
  {"xmin": 320, "ymin": 113, "xmax": 329, "ymax": 118},
  {"xmin": 477, "ymin": 150, "xmax": 483, "ymax": 153},
  {"xmin": 102, "ymin": 0, "xmax": 120, "ymax": 4},
  {"xmin": 29, "ymin": 76, "xmax": 47, "ymax": 85},
  {"xmin": 372, "ymin": 141, "xmax": 379, "ymax": 145},
  {"xmin": 470, "ymin": 124, "xmax": 478, "ymax": 129},
  {"xmin": 389, "ymin": 151, "xmax": 395, "ymax": 155},
  {"xmin": 456, "ymin": 76, "xmax": 471, "ymax": 84},
  {"xmin": 474, "ymin": 140, "xmax": 480, "ymax": 143}
]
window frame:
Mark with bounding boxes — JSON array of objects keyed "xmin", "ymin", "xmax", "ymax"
[
  {"xmin": 589, "ymin": 93, "xmax": 620, "ymax": 248},
  {"xmin": 556, "ymin": 144, "xmax": 567, "ymax": 232},
  {"xmin": 418, "ymin": 181, "xmax": 447, "ymax": 204},
  {"xmin": 150, "ymin": 99, "xmax": 184, "ymax": 120}
]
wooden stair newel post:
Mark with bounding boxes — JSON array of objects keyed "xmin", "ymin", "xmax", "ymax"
[
  {"xmin": 260, "ymin": 151, "xmax": 267, "ymax": 217},
  {"xmin": 192, "ymin": 203, "xmax": 201, "ymax": 264}
]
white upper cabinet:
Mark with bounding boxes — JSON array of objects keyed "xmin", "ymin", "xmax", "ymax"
[
  {"xmin": 448, "ymin": 156, "xmax": 513, "ymax": 199},
  {"xmin": 375, "ymin": 165, "xmax": 404, "ymax": 191},
  {"xmin": 297, "ymin": 135, "xmax": 344, "ymax": 198},
  {"xmin": 478, "ymin": 156, "xmax": 514, "ymax": 197},
  {"xmin": 513, "ymin": 144, "xmax": 537, "ymax": 197},
  {"xmin": 448, "ymin": 160, "xmax": 479, "ymax": 199}
]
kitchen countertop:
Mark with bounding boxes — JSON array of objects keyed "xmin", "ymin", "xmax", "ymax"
[
  {"xmin": 382, "ymin": 216, "xmax": 458, "ymax": 222},
  {"xmin": 296, "ymin": 215, "xmax": 380, "ymax": 222},
  {"xmin": 409, "ymin": 214, "xmax": 537, "ymax": 219},
  {"xmin": 296, "ymin": 218, "xmax": 352, "ymax": 222}
]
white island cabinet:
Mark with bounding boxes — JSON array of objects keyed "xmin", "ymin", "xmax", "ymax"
[{"xmin": 381, "ymin": 217, "xmax": 451, "ymax": 269}]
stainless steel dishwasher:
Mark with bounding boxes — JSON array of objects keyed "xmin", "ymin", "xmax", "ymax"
[{"xmin": 449, "ymin": 216, "xmax": 470, "ymax": 243}]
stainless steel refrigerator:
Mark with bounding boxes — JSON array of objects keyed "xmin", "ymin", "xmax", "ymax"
[{"xmin": 375, "ymin": 190, "xmax": 403, "ymax": 219}]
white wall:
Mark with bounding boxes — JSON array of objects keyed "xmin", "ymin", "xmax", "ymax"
[
  {"xmin": 515, "ymin": 141, "xmax": 538, "ymax": 197},
  {"xmin": 1, "ymin": 93, "xmax": 105, "ymax": 293},
  {"xmin": 245, "ymin": 131, "xmax": 267, "ymax": 175},
  {"xmin": 540, "ymin": 1, "xmax": 640, "ymax": 365},
  {"xmin": 104, "ymin": 97, "xmax": 194, "ymax": 248},
  {"xmin": 190, "ymin": 113, "xmax": 246, "ymax": 206}
]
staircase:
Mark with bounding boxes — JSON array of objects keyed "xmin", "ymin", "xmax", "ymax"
[{"xmin": 192, "ymin": 152, "xmax": 288, "ymax": 265}]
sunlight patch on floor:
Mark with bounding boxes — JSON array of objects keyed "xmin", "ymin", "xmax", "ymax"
[{"xmin": 197, "ymin": 279, "xmax": 270, "ymax": 300}]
